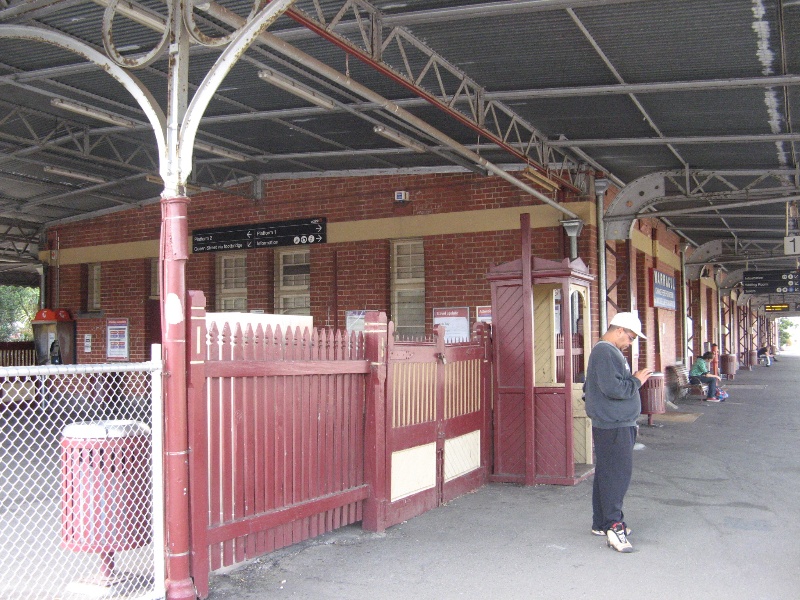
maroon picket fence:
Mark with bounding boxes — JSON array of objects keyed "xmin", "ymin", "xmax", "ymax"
[
  {"xmin": 0, "ymin": 341, "xmax": 36, "ymax": 367},
  {"xmin": 185, "ymin": 294, "xmax": 492, "ymax": 598},
  {"xmin": 186, "ymin": 296, "xmax": 370, "ymax": 598}
]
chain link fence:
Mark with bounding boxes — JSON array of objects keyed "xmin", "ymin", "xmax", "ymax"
[{"xmin": 0, "ymin": 355, "xmax": 164, "ymax": 600}]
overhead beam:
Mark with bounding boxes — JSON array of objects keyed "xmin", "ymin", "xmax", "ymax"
[
  {"xmin": 201, "ymin": 1, "xmax": 581, "ymax": 219},
  {"xmin": 605, "ymin": 193, "xmax": 800, "ymax": 220},
  {"xmin": 273, "ymin": 0, "xmax": 649, "ymax": 41},
  {"xmin": 549, "ymin": 133, "xmax": 800, "ymax": 147},
  {"xmin": 488, "ymin": 75, "xmax": 800, "ymax": 99}
]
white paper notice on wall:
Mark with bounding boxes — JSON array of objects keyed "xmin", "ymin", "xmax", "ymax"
[
  {"xmin": 84, "ymin": 334, "xmax": 91, "ymax": 353},
  {"xmin": 433, "ymin": 307, "xmax": 470, "ymax": 342}
]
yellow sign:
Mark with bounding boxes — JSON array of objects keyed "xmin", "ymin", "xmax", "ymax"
[{"xmin": 764, "ymin": 304, "xmax": 790, "ymax": 312}]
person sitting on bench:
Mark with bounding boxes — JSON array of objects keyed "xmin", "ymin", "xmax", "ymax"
[
  {"xmin": 689, "ymin": 351, "xmax": 722, "ymax": 402},
  {"xmin": 757, "ymin": 346, "xmax": 773, "ymax": 366}
]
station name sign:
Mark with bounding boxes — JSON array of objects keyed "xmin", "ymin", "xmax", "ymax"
[
  {"xmin": 650, "ymin": 269, "xmax": 676, "ymax": 310},
  {"xmin": 742, "ymin": 269, "xmax": 800, "ymax": 294},
  {"xmin": 192, "ymin": 217, "xmax": 326, "ymax": 253}
]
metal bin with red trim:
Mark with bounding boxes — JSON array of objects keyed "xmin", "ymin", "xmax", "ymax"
[
  {"xmin": 61, "ymin": 420, "xmax": 151, "ymax": 579},
  {"xmin": 639, "ymin": 372, "xmax": 665, "ymax": 426},
  {"xmin": 720, "ymin": 354, "xmax": 737, "ymax": 380}
]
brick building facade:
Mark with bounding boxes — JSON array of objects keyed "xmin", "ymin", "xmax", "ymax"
[{"xmin": 41, "ymin": 170, "xmax": 703, "ymax": 367}]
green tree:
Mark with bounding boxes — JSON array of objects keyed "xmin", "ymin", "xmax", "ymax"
[
  {"xmin": 778, "ymin": 317, "xmax": 798, "ymax": 347},
  {"xmin": 0, "ymin": 286, "xmax": 39, "ymax": 341}
]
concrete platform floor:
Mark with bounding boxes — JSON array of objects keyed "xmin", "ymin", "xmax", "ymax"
[{"xmin": 207, "ymin": 350, "xmax": 800, "ymax": 600}]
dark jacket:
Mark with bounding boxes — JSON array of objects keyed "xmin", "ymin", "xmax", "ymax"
[{"xmin": 583, "ymin": 341, "xmax": 642, "ymax": 429}]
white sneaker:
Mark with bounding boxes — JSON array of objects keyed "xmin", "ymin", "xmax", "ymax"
[
  {"xmin": 592, "ymin": 525, "xmax": 631, "ymax": 536},
  {"xmin": 606, "ymin": 522, "xmax": 633, "ymax": 553}
]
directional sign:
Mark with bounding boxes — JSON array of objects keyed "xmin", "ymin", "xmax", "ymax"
[
  {"xmin": 742, "ymin": 269, "xmax": 800, "ymax": 294},
  {"xmin": 192, "ymin": 217, "xmax": 326, "ymax": 253}
]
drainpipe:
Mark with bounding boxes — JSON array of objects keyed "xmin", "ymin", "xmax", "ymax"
[
  {"xmin": 561, "ymin": 219, "xmax": 584, "ymax": 261},
  {"xmin": 594, "ymin": 177, "xmax": 609, "ymax": 332},
  {"xmin": 37, "ymin": 264, "xmax": 46, "ymax": 310},
  {"xmin": 679, "ymin": 242, "xmax": 690, "ymax": 363},
  {"xmin": 715, "ymin": 268, "xmax": 723, "ymax": 351}
]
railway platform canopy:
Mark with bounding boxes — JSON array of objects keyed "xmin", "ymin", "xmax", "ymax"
[{"xmin": 0, "ymin": 0, "xmax": 798, "ymax": 311}]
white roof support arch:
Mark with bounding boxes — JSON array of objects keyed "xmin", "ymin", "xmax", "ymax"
[
  {"xmin": 603, "ymin": 172, "xmax": 666, "ymax": 240},
  {"xmin": 684, "ymin": 240, "xmax": 724, "ymax": 281}
]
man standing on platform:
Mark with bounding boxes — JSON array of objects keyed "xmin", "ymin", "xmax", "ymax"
[
  {"xmin": 711, "ymin": 343, "xmax": 720, "ymax": 376},
  {"xmin": 584, "ymin": 312, "xmax": 652, "ymax": 553}
]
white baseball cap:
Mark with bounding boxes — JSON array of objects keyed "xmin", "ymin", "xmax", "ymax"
[{"xmin": 609, "ymin": 311, "xmax": 646, "ymax": 339}]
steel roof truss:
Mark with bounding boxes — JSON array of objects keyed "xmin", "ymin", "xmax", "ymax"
[
  {"xmin": 663, "ymin": 171, "xmax": 799, "ymax": 197},
  {"xmin": 0, "ymin": 101, "xmax": 159, "ymax": 173},
  {"xmin": 289, "ymin": 1, "xmax": 582, "ymax": 189}
]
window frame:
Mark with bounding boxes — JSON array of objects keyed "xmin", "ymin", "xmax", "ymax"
[
  {"xmin": 274, "ymin": 248, "xmax": 311, "ymax": 315},
  {"xmin": 216, "ymin": 252, "xmax": 247, "ymax": 312},
  {"xmin": 86, "ymin": 262, "xmax": 101, "ymax": 312},
  {"xmin": 391, "ymin": 238, "xmax": 425, "ymax": 338}
]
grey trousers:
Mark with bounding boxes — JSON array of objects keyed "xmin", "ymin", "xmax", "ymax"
[{"xmin": 592, "ymin": 425, "xmax": 637, "ymax": 531}]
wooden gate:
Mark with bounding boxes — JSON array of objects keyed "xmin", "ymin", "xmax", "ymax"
[{"xmin": 369, "ymin": 321, "xmax": 492, "ymax": 531}]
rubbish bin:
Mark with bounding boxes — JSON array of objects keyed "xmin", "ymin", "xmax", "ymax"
[
  {"xmin": 639, "ymin": 372, "xmax": 665, "ymax": 426},
  {"xmin": 61, "ymin": 420, "xmax": 151, "ymax": 579},
  {"xmin": 748, "ymin": 350, "xmax": 758, "ymax": 370},
  {"xmin": 719, "ymin": 353, "xmax": 737, "ymax": 380}
]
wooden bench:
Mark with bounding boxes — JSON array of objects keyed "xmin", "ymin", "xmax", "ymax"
[{"xmin": 664, "ymin": 363, "xmax": 708, "ymax": 400}]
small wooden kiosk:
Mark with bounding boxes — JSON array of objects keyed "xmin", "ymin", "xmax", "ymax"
[{"xmin": 487, "ymin": 215, "xmax": 594, "ymax": 485}]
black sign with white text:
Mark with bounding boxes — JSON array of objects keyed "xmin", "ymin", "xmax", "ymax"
[
  {"xmin": 192, "ymin": 217, "xmax": 326, "ymax": 253},
  {"xmin": 742, "ymin": 269, "xmax": 800, "ymax": 294}
]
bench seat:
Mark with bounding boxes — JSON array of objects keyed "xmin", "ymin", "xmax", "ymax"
[{"xmin": 665, "ymin": 364, "xmax": 708, "ymax": 400}]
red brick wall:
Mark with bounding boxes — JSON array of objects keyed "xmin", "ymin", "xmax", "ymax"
[
  {"xmin": 54, "ymin": 259, "xmax": 151, "ymax": 363},
  {"xmin": 43, "ymin": 173, "xmax": 592, "ymax": 363}
]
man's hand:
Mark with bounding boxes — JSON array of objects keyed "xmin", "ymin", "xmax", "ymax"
[{"xmin": 634, "ymin": 368, "xmax": 653, "ymax": 385}]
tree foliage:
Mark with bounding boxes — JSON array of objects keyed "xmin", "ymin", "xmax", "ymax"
[
  {"xmin": 778, "ymin": 317, "xmax": 798, "ymax": 347},
  {"xmin": 0, "ymin": 286, "xmax": 39, "ymax": 341}
]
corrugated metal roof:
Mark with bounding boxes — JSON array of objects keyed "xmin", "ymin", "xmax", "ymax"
[{"xmin": 0, "ymin": 0, "xmax": 797, "ymax": 287}]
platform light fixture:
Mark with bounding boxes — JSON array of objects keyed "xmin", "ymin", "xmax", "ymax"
[
  {"xmin": 50, "ymin": 98, "xmax": 137, "ymax": 129},
  {"xmin": 258, "ymin": 68, "xmax": 337, "ymax": 111},
  {"xmin": 521, "ymin": 166, "xmax": 560, "ymax": 193},
  {"xmin": 44, "ymin": 165, "xmax": 107, "ymax": 184},
  {"xmin": 194, "ymin": 141, "xmax": 251, "ymax": 162},
  {"xmin": 373, "ymin": 125, "xmax": 428, "ymax": 154}
]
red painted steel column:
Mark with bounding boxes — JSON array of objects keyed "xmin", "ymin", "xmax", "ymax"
[
  {"xmin": 187, "ymin": 291, "xmax": 210, "ymax": 598},
  {"xmin": 520, "ymin": 213, "xmax": 535, "ymax": 486},
  {"xmin": 561, "ymin": 280, "xmax": 574, "ymax": 476},
  {"xmin": 362, "ymin": 311, "xmax": 388, "ymax": 532},
  {"xmin": 161, "ymin": 195, "xmax": 195, "ymax": 600},
  {"xmin": 478, "ymin": 322, "xmax": 492, "ymax": 475},
  {"xmin": 434, "ymin": 324, "xmax": 447, "ymax": 506},
  {"xmin": 627, "ymin": 241, "xmax": 640, "ymax": 369}
]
